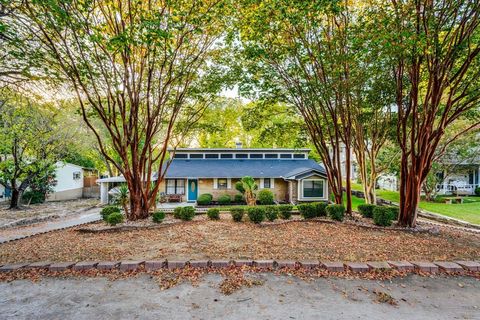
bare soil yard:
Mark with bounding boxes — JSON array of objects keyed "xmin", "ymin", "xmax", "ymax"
[
  {"xmin": 0, "ymin": 199, "xmax": 99, "ymax": 228},
  {"xmin": 0, "ymin": 216, "xmax": 478, "ymax": 264}
]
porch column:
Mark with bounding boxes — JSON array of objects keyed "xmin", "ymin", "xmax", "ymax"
[
  {"xmin": 442, "ymin": 169, "xmax": 448, "ymax": 195},
  {"xmin": 100, "ymin": 182, "xmax": 109, "ymax": 204}
]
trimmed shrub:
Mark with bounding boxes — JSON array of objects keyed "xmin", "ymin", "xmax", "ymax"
[
  {"xmin": 106, "ymin": 212, "xmax": 124, "ymax": 225},
  {"xmin": 298, "ymin": 203, "xmax": 316, "ymax": 219},
  {"xmin": 230, "ymin": 207, "xmax": 245, "ymax": 222},
  {"xmin": 386, "ymin": 206, "xmax": 399, "ymax": 220},
  {"xmin": 475, "ymin": 187, "xmax": 480, "ymax": 196},
  {"xmin": 218, "ymin": 194, "xmax": 231, "ymax": 205},
  {"xmin": 373, "ymin": 206, "xmax": 393, "ymax": 226},
  {"xmin": 326, "ymin": 204, "xmax": 345, "ymax": 222},
  {"xmin": 257, "ymin": 189, "xmax": 274, "ymax": 205},
  {"xmin": 278, "ymin": 204, "xmax": 293, "ymax": 220},
  {"xmin": 173, "ymin": 206, "xmax": 183, "ymax": 219},
  {"xmin": 313, "ymin": 202, "xmax": 328, "ymax": 217},
  {"xmin": 234, "ymin": 194, "xmax": 244, "ymax": 203},
  {"xmin": 180, "ymin": 206, "xmax": 195, "ymax": 221},
  {"xmin": 247, "ymin": 207, "xmax": 266, "ymax": 224},
  {"xmin": 265, "ymin": 206, "xmax": 278, "ymax": 221},
  {"xmin": 207, "ymin": 208, "xmax": 220, "ymax": 220},
  {"xmin": 22, "ymin": 190, "xmax": 45, "ymax": 204},
  {"xmin": 357, "ymin": 204, "xmax": 376, "ymax": 218},
  {"xmin": 101, "ymin": 206, "xmax": 121, "ymax": 221},
  {"xmin": 197, "ymin": 193, "xmax": 213, "ymax": 205},
  {"xmin": 152, "ymin": 211, "xmax": 165, "ymax": 223}
]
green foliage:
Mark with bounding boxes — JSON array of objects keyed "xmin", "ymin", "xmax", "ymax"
[
  {"xmin": 475, "ymin": 187, "xmax": 480, "ymax": 196},
  {"xmin": 326, "ymin": 205, "xmax": 345, "ymax": 222},
  {"xmin": 297, "ymin": 203, "xmax": 317, "ymax": 219},
  {"xmin": 373, "ymin": 207, "xmax": 393, "ymax": 227},
  {"xmin": 357, "ymin": 204, "xmax": 376, "ymax": 218},
  {"xmin": 264, "ymin": 205, "xmax": 278, "ymax": 221},
  {"xmin": 386, "ymin": 206, "xmax": 399, "ymax": 220},
  {"xmin": 247, "ymin": 207, "xmax": 266, "ymax": 224},
  {"xmin": 313, "ymin": 202, "xmax": 328, "ymax": 217},
  {"xmin": 257, "ymin": 189, "xmax": 274, "ymax": 205},
  {"xmin": 235, "ymin": 181, "xmax": 245, "ymax": 194},
  {"xmin": 173, "ymin": 207, "xmax": 183, "ymax": 219},
  {"xmin": 101, "ymin": 206, "xmax": 120, "ymax": 221},
  {"xmin": 278, "ymin": 204, "xmax": 293, "ymax": 219},
  {"xmin": 106, "ymin": 212, "xmax": 124, "ymax": 226},
  {"xmin": 152, "ymin": 211, "xmax": 165, "ymax": 223},
  {"xmin": 21, "ymin": 190, "xmax": 45, "ymax": 204},
  {"xmin": 197, "ymin": 193, "xmax": 213, "ymax": 205},
  {"xmin": 217, "ymin": 194, "xmax": 231, "ymax": 205},
  {"xmin": 234, "ymin": 194, "xmax": 244, "ymax": 203},
  {"xmin": 239, "ymin": 176, "xmax": 258, "ymax": 206},
  {"xmin": 179, "ymin": 206, "xmax": 196, "ymax": 221},
  {"xmin": 230, "ymin": 207, "xmax": 245, "ymax": 222},
  {"xmin": 207, "ymin": 208, "xmax": 220, "ymax": 220}
]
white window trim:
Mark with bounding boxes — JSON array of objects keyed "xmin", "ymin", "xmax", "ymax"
[
  {"xmin": 298, "ymin": 178, "xmax": 327, "ymax": 200},
  {"xmin": 260, "ymin": 178, "xmax": 274, "ymax": 189},
  {"xmin": 215, "ymin": 178, "xmax": 229, "ymax": 190}
]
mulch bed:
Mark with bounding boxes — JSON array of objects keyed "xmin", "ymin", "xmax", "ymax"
[{"xmin": 1, "ymin": 215, "xmax": 479, "ymax": 264}]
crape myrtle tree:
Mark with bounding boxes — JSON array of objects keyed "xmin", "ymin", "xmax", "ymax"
[
  {"xmin": 238, "ymin": 0, "xmax": 383, "ymax": 213},
  {"xmin": 14, "ymin": 0, "xmax": 231, "ymax": 219},
  {"xmin": 386, "ymin": 0, "xmax": 480, "ymax": 227}
]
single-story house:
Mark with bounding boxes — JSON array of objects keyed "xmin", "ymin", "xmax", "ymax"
[
  {"xmin": 46, "ymin": 162, "xmax": 99, "ymax": 201},
  {"xmin": 97, "ymin": 148, "xmax": 329, "ymax": 204}
]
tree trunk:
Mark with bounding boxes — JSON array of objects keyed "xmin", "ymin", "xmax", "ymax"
[
  {"xmin": 9, "ymin": 189, "xmax": 20, "ymax": 209},
  {"xmin": 344, "ymin": 144, "xmax": 352, "ymax": 215}
]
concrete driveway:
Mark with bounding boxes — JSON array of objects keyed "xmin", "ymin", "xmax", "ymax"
[{"xmin": 1, "ymin": 274, "xmax": 479, "ymax": 319}]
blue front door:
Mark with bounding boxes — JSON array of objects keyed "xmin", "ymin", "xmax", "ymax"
[{"xmin": 188, "ymin": 179, "xmax": 198, "ymax": 202}]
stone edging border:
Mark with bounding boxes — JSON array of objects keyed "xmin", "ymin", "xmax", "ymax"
[{"xmin": 1, "ymin": 259, "xmax": 479, "ymax": 274}]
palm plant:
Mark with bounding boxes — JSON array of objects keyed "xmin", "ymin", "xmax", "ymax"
[
  {"xmin": 115, "ymin": 184, "xmax": 130, "ymax": 216},
  {"xmin": 240, "ymin": 176, "xmax": 258, "ymax": 206}
]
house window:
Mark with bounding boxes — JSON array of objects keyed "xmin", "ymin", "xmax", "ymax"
[
  {"xmin": 220, "ymin": 154, "xmax": 233, "ymax": 159},
  {"xmin": 218, "ymin": 178, "xmax": 228, "ymax": 189},
  {"xmin": 189, "ymin": 153, "xmax": 203, "ymax": 159},
  {"xmin": 264, "ymin": 154, "xmax": 278, "ymax": 159},
  {"xmin": 205, "ymin": 154, "xmax": 219, "ymax": 159},
  {"xmin": 302, "ymin": 179, "xmax": 324, "ymax": 198},
  {"xmin": 73, "ymin": 171, "xmax": 81, "ymax": 180},
  {"xmin": 235, "ymin": 154, "xmax": 248, "ymax": 159},
  {"xmin": 250, "ymin": 154, "xmax": 263, "ymax": 159},
  {"xmin": 293, "ymin": 154, "xmax": 305, "ymax": 159},
  {"xmin": 166, "ymin": 179, "xmax": 185, "ymax": 194},
  {"xmin": 280, "ymin": 154, "xmax": 292, "ymax": 159},
  {"xmin": 174, "ymin": 153, "xmax": 188, "ymax": 159},
  {"xmin": 263, "ymin": 178, "xmax": 271, "ymax": 188}
]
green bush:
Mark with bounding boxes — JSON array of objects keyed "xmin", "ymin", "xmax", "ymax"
[
  {"xmin": 298, "ymin": 203, "xmax": 317, "ymax": 219},
  {"xmin": 247, "ymin": 207, "xmax": 266, "ymax": 224},
  {"xmin": 197, "ymin": 193, "xmax": 213, "ymax": 205},
  {"xmin": 313, "ymin": 202, "xmax": 328, "ymax": 217},
  {"xmin": 278, "ymin": 204, "xmax": 293, "ymax": 219},
  {"xmin": 22, "ymin": 190, "xmax": 45, "ymax": 204},
  {"xmin": 173, "ymin": 206, "xmax": 183, "ymax": 219},
  {"xmin": 152, "ymin": 211, "xmax": 165, "ymax": 223},
  {"xmin": 234, "ymin": 194, "xmax": 244, "ymax": 203},
  {"xmin": 475, "ymin": 187, "xmax": 480, "ymax": 196},
  {"xmin": 217, "ymin": 194, "xmax": 231, "ymax": 205},
  {"xmin": 386, "ymin": 206, "xmax": 399, "ymax": 220},
  {"xmin": 357, "ymin": 204, "xmax": 376, "ymax": 218},
  {"xmin": 101, "ymin": 206, "xmax": 121, "ymax": 221},
  {"xmin": 180, "ymin": 206, "xmax": 195, "ymax": 221},
  {"xmin": 106, "ymin": 212, "xmax": 124, "ymax": 225},
  {"xmin": 207, "ymin": 208, "xmax": 220, "ymax": 220},
  {"xmin": 373, "ymin": 206, "xmax": 393, "ymax": 226},
  {"xmin": 257, "ymin": 189, "xmax": 274, "ymax": 205},
  {"xmin": 230, "ymin": 207, "xmax": 245, "ymax": 222},
  {"xmin": 264, "ymin": 206, "xmax": 278, "ymax": 221},
  {"xmin": 326, "ymin": 204, "xmax": 345, "ymax": 221}
]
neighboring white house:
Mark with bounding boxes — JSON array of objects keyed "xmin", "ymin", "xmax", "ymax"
[{"xmin": 46, "ymin": 162, "xmax": 86, "ymax": 201}]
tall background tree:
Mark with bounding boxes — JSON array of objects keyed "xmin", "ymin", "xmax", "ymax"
[{"xmin": 13, "ymin": 0, "xmax": 231, "ymax": 219}]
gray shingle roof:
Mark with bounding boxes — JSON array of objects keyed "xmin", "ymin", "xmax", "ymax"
[{"xmin": 164, "ymin": 159, "xmax": 326, "ymax": 179}]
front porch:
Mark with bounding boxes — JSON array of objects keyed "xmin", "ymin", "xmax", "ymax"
[{"xmin": 436, "ymin": 164, "xmax": 480, "ymax": 196}]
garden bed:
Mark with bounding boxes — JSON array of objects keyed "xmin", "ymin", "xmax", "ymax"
[{"xmin": 0, "ymin": 215, "xmax": 478, "ymax": 264}]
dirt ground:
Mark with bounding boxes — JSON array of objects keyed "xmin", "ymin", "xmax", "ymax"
[
  {"xmin": 0, "ymin": 199, "xmax": 99, "ymax": 228},
  {"xmin": 1, "ymin": 274, "xmax": 479, "ymax": 319},
  {"xmin": 0, "ymin": 217, "xmax": 479, "ymax": 263}
]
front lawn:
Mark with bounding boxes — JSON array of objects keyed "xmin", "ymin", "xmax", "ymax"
[
  {"xmin": 350, "ymin": 182, "xmax": 480, "ymax": 225},
  {"xmin": 0, "ymin": 217, "xmax": 478, "ymax": 264}
]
